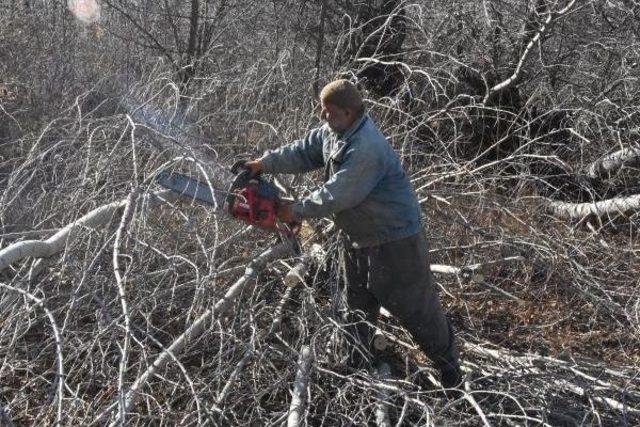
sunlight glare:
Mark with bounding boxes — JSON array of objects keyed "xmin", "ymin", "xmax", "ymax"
[{"xmin": 67, "ymin": 0, "xmax": 101, "ymax": 25}]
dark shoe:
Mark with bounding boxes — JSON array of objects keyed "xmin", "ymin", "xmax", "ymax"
[
  {"xmin": 433, "ymin": 344, "xmax": 463, "ymax": 389},
  {"xmin": 440, "ymin": 365, "xmax": 464, "ymax": 400},
  {"xmin": 440, "ymin": 365, "xmax": 463, "ymax": 389}
]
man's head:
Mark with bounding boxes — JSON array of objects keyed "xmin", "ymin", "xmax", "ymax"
[{"xmin": 319, "ymin": 79, "xmax": 365, "ymax": 134}]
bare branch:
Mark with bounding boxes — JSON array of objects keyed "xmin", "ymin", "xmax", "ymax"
[
  {"xmin": 587, "ymin": 147, "xmax": 640, "ymax": 178},
  {"xmin": 547, "ymin": 194, "xmax": 640, "ymax": 219},
  {"xmin": 287, "ymin": 345, "xmax": 313, "ymax": 427}
]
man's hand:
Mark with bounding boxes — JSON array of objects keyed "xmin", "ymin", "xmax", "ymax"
[
  {"xmin": 232, "ymin": 159, "xmax": 263, "ymax": 176},
  {"xmin": 244, "ymin": 159, "xmax": 263, "ymax": 177},
  {"xmin": 277, "ymin": 203, "xmax": 297, "ymax": 224}
]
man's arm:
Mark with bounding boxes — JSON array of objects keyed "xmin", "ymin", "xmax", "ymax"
[
  {"xmin": 258, "ymin": 127, "xmax": 325, "ymax": 174},
  {"xmin": 289, "ymin": 143, "xmax": 385, "ymax": 220}
]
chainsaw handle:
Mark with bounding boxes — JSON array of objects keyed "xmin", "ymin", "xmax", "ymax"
[
  {"xmin": 226, "ymin": 166, "xmax": 252, "ymax": 216},
  {"xmin": 230, "ymin": 160, "xmax": 249, "ymax": 175},
  {"xmin": 231, "ymin": 159, "xmax": 263, "ymax": 177}
]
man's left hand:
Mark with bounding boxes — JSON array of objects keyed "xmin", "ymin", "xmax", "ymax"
[{"xmin": 277, "ymin": 204, "xmax": 297, "ymax": 224}]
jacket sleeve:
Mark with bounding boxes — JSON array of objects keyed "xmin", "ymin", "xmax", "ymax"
[
  {"xmin": 290, "ymin": 142, "xmax": 385, "ymax": 220},
  {"xmin": 259, "ymin": 127, "xmax": 325, "ymax": 174}
]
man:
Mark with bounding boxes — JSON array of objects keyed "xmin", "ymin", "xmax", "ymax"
[{"xmin": 244, "ymin": 80, "xmax": 462, "ymax": 388}]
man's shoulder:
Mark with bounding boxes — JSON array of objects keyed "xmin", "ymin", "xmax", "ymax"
[{"xmin": 351, "ymin": 118, "xmax": 388, "ymax": 150}]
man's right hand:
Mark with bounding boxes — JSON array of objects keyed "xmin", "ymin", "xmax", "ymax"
[
  {"xmin": 232, "ymin": 159, "xmax": 263, "ymax": 176},
  {"xmin": 243, "ymin": 160, "xmax": 263, "ymax": 177}
]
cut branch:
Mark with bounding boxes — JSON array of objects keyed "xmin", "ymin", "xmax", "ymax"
[
  {"xmin": 374, "ymin": 363, "xmax": 392, "ymax": 427},
  {"xmin": 0, "ymin": 190, "xmax": 179, "ymax": 273},
  {"xmin": 587, "ymin": 147, "xmax": 640, "ymax": 178},
  {"xmin": 283, "ymin": 243, "xmax": 324, "ymax": 287},
  {"xmin": 103, "ymin": 240, "xmax": 296, "ymax": 425},
  {"xmin": 430, "ymin": 256, "xmax": 523, "ymax": 277},
  {"xmin": 546, "ymin": 194, "xmax": 640, "ymax": 219},
  {"xmin": 287, "ymin": 345, "xmax": 313, "ymax": 427}
]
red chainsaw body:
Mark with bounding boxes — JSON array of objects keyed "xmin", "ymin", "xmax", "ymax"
[{"xmin": 228, "ymin": 179, "xmax": 280, "ymax": 231}]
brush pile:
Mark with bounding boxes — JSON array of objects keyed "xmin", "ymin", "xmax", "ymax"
[{"xmin": 1, "ymin": 1, "xmax": 640, "ymax": 425}]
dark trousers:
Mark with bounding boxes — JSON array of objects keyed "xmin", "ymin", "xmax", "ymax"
[{"xmin": 341, "ymin": 232, "xmax": 459, "ymax": 370}]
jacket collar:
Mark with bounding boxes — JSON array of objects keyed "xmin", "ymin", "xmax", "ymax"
[{"xmin": 340, "ymin": 112, "xmax": 369, "ymax": 141}]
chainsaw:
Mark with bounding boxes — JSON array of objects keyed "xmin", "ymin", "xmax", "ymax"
[{"xmin": 156, "ymin": 162, "xmax": 299, "ymax": 236}]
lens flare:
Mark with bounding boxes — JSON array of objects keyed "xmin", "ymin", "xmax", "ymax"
[{"xmin": 68, "ymin": 0, "xmax": 101, "ymax": 25}]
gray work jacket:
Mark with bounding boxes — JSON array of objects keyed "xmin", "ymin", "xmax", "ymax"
[{"xmin": 260, "ymin": 113, "xmax": 422, "ymax": 248}]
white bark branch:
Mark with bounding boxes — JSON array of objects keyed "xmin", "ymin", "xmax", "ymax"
[
  {"xmin": 374, "ymin": 363, "xmax": 392, "ymax": 427},
  {"xmin": 587, "ymin": 147, "xmax": 640, "ymax": 178},
  {"xmin": 0, "ymin": 189, "xmax": 179, "ymax": 273},
  {"xmin": 214, "ymin": 347, "xmax": 253, "ymax": 407},
  {"xmin": 546, "ymin": 194, "xmax": 640, "ymax": 219},
  {"xmin": 463, "ymin": 381, "xmax": 492, "ymax": 427},
  {"xmin": 0, "ymin": 405, "xmax": 15, "ymax": 427},
  {"xmin": 0, "ymin": 282, "xmax": 65, "ymax": 425},
  {"xmin": 283, "ymin": 243, "xmax": 324, "ymax": 287},
  {"xmin": 465, "ymin": 342, "xmax": 640, "ymax": 414},
  {"xmin": 287, "ymin": 345, "xmax": 313, "ymax": 427},
  {"xmin": 483, "ymin": 0, "xmax": 576, "ymax": 104},
  {"xmin": 555, "ymin": 378, "xmax": 640, "ymax": 415},
  {"xmin": 430, "ymin": 256, "xmax": 523, "ymax": 277},
  {"xmin": 271, "ymin": 286, "xmax": 295, "ymax": 332},
  {"xmin": 103, "ymin": 240, "xmax": 295, "ymax": 425},
  {"xmin": 113, "ymin": 191, "xmax": 137, "ymax": 426}
]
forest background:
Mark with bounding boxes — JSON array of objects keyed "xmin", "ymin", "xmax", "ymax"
[{"xmin": 0, "ymin": 0, "xmax": 639, "ymax": 425}]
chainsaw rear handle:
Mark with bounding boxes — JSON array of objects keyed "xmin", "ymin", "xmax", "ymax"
[
  {"xmin": 227, "ymin": 159, "xmax": 267, "ymax": 213},
  {"xmin": 231, "ymin": 159, "xmax": 263, "ymax": 177},
  {"xmin": 226, "ymin": 169, "xmax": 250, "ymax": 216},
  {"xmin": 230, "ymin": 159, "xmax": 250, "ymax": 175}
]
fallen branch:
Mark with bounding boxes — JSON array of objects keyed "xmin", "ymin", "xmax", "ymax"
[
  {"xmin": 102, "ymin": 240, "xmax": 295, "ymax": 425},
  {"xmin": 271, "ymin": 286, "xmax": 295, "ymax": 332},
  {"xmin": 374, "ymin": 363, "xmax": 392, "ymax": 427},
  {"xmin": 462, "ymin": 383, "xmax": 492, "ymax": 427},
  {"xmin": 555, "ymin": 378, "xmax": 640, "ymax": 415},
  {"xmin": 214, "ymin": 347, "xmax": 253, "ymax": 407},
  {"xmin": 214, "ymin": 287, "xmax": 293, "ymax": 416},
  {"xmin": 113, "ymin": 190, "xmax": 138, "ymax": 426},
  {"xmin": 0, "ymin": 190, "xmax": 179, "ymax": 273},
  {"xmin": 430, "ymin": 256, "xmax": 523, "ymax": 277},
  {"xmin": 464, "ymin": 341, "xmax": 640, "ymax": 415},
  {"xmin": 0, "ymin": 405, "xmax": 15, "ymax": 427},
  {"xmin": 287, "ymin": 345, "xmax": 313, "ymax": 427},
  {"xmin": 546, "ymin": 194, "xmax": 640, "ymax": 219},
  {"xmin": 587, "ymin": 147, "xmax": 640, "ymax": 178},
  {"xmin": 0, "ymin": 282, "xmax": 64, "ymax": 426},
  {"xmin": 283, "ymin": 243, "xmax": 324, "ymax": 287}
]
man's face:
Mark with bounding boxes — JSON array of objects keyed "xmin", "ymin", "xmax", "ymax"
[{"xmin": 320, "ymin": 101, "xmax": 354, "ymax": 134}]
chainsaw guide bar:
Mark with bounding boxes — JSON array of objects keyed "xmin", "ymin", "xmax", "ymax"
[
  {"xmin": 156, "ymin": 168, "xmax": 300, "ymax": 238},
  {"xmin": 155, "ymin": 170, "xmax": 225, "ymax": 207}
]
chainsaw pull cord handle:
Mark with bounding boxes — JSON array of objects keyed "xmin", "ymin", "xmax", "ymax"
[{"xmin": 226, "ymin": 164, "xmax": 253, "ymax": 215}]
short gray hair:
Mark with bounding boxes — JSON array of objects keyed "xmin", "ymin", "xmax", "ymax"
[{"xmin": 320, "ymin": 80, "xmax": 365, "ymax": 116}]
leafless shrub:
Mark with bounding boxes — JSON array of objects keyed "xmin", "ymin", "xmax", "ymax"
[{"xmin": 1, "ymin": 0, "xmax": 639, "ymax": 425}]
